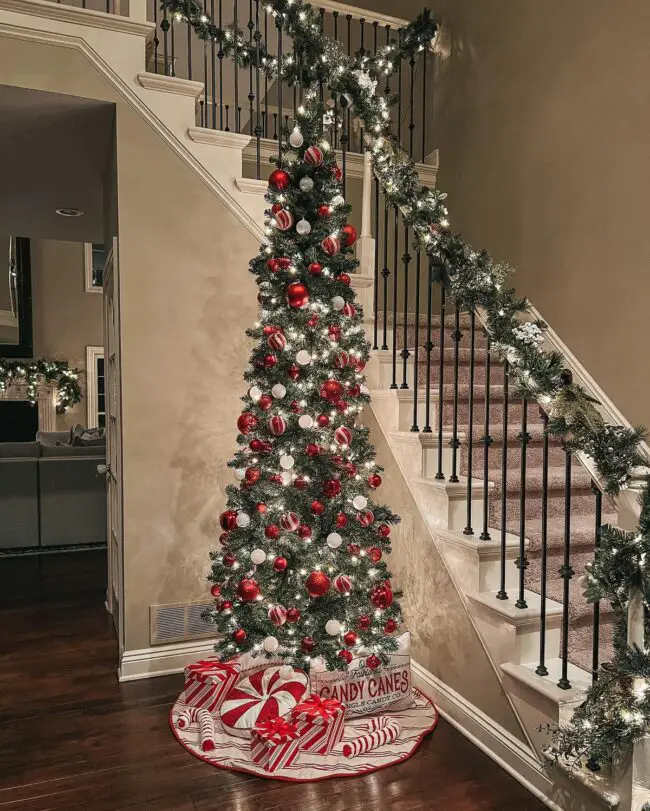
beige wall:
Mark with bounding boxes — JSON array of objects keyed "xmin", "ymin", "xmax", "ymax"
[{"xmin": 31, "ymin": 239, "xmax": 104, "ymax": 429}]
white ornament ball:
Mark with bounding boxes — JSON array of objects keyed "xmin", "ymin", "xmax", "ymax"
[
  {"xmin": 332, "ymin": 194, "xmax": 345, "ymax": 207},
  {"xmin": 296, "ymin": 349, "xmax": 312, "ymax": 366},
  {"xmin": 280, "ymin": 454, "xmax": 295, "ymax": 470},
  {"xmin": 360, "ymin": 385, "xmax": 370, "ymax": 395},
  {"xmin": 249, "ymin": 386, "xmax": 263, "ymax": 402},
  {"xmin": 236, "ymin": 512, "xmax": 251, "ymax": 528},
  {"xmin": 279, "ymin": 664, "xmax": 295, "ymax": 679},
  {"xmin": 281, "ymin": 471, "xmax": 293, "ymax": 486},
  {"xmin": 234, "ymin": 468, "xmax": 246, "ymax": 481},
  {"xmin": 327, "ymin": 532, "xmax": 343, "ymax": 549},
  {"xmin": 271, "ymin": 383, "xmax": 287, "ymax": 399},
  {"xmin": 289, "ymin": 127, "xmax": 304, "ymax": 148},
  {"xmin": 251, "ymin": 548, "xmax": 267, "ymax": 565},
  {"xmin": 352, "ymin": 495, "xmax": 368, "ymax": 511},
  {"xmin": 298, "ymin": 414, "xmax": 314, "ymax": 429},
  {"xmin": 332, "ymin": 296, "xmax": 345, "ymax": 311},
  {"xmin": 325, "ymin": 619, "xmax": 341, "ymax": 636},
  {"xmin": 299, "ymin": 176, "xmax": 314, "ymax": 193},
  {"xmin": 263, "ymin": 635, "xmax": 279, "ymax": 653},
  {"xmin": 296, "ymin": 218, "xmax": 312, "ymax": 236}
]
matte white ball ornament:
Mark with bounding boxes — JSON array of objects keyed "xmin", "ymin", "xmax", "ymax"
[
  {"xmin": 326, "ymin": 532, "xmax": 343, "ymax": 549},
  {"xmin": 289, "ymin": 127, "xmax": 304, "ymax": 148},
  {"xmin": 332, "ymin": 296, "xmax": 345, "ymax": 311},
  {"xmin": 263, "ymin": 635, "xmax": 279, "ymax": 653},
  {"xmin": 352, "ymin": 495, "xmax": 368, "ymax": 510},
  {"xmin": 251, "ymin": 549, "xmax": 267, "ymax": 565},
  {"xmin": 234, "ymin": 468, "xmax": 246, "ymax": 481},
  {"xmin": 325, "ymin": 619, "xmax": 341, "ymax": 636},
  {"xmin": 296, "ymin": 218, "xmax": 312, "ymax": 236},
  {"xmin": 299, "ymin": 176, "xmax": 314, "ymax": 193},
  {"xmin": 271, "ymin": 383, "xmax": 287, "ymax": 399},
  {"xmin": 281, "ymin": 471, "xmax": 293, "ymax": 486},
  {"xmin": 279, "ymin": 664, "xmax": 295, "ymax": 679},
  {"xmin": 236, "ymin": 512, "xmax": 251, "ymax": 528},
  {"xmin": 298, "ymin": 414, "xmax": 314, "ymax": 429},
  {"xmin": 296, "ymin": 350, "xmax": 312, "ymax": 366},
  {"xmin": 249, "ymin": 386, "xmax": 263, "ymax": 402},
  {"xmin": 280, "ymin": 454, "xmax": 295, "ymax": 470}
]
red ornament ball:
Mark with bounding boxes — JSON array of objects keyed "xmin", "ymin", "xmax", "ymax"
[
  {"xmin": 367, "ymin": 546, "xmax": 383, "ymax": 563},
  {"xmin": 347, "ymin": 543, "xmax": 361, "ymax": 556},
  {"xmin": 245, "ymin": 467, "xmax": 261, "ymax": 485},
  {"xmin": 220, "ymin": 600, "xmax": 233, "ymax": 612},
  {"xmin": 336, "ymin": 513, "xmax": 348, "ymax": 528},
  {"xmin": 273, "ymin": 556, "xmax": 288, "ymax": 572},
  {"xmin": 366, "ymin": 654, "xmax": 381, "ymax": 670},
  {"xmin": 306, "ymin": 443, "xmax": 320, "ymax": 458},
  {"xmin": 316, "ymin": 414, "xmax": 330, "ymax": 428},
  {"xmin": 344, "ymin": 462, "xmax": 357, "ymax": 478},
  {"xmin": 237, "ymin": 412, "xmax": 258, "ymax": 435},
  {"xmin": 335, "ymin": 401, "xmax": 349, "ymax": 414},
  {"xmin": 357, "ymin": 615, "xmax": 371, "ymax": 631},
  {"xmin": 237, "ymin": 578, "xmax": 260, "ymax": 602},
  {"xmin": 342, "ymin": 302, "xmax": 357, "ymax": 318},
  {"xmin": 267, "ymin": 332, "xmax": 286, "ymax": 352},
  {"xmin": 308, "ymin": 262, "xmax": 323, "ymax": 276},
  {"xmin": 338, "ymin": 649, "xmax": 353, "ymax": 664},
  {"xmin": 266, "ymin": 258, "xmax": 280, "ymax": 273},
  {"xmin": 332, "ymin": 164, "xmax": 343, "ymax": 182},
  {"xmin": 323, "ymin": 479, "xmax": 342, "ymax": 498},
  {"xmin": 268, "ymin": 415, "xmax": 287, "ymax": 436},
  {"xmin": 290, "ymin": 400, "xmax": 302, "ymax": 413},
  {"xmin": 271, "ymin": 202, "xmax": 283, "ymax": 214},
  {"xmin": 269, "ymin": 168, "xmax": 291, "ymax": 190},
  {"xmin": 277, "ymin": 257, "xmax": 292, "ymax": 269},
  {"xmin": 269, "ymin": 473, "xmax": 283, "ymax": 485},
  {"xmin": 343, "ymin": 631, "xmax": 358, "ymax": 648},
  {"xmin": 370, "ymin": 582, "xmax": 394, "ymax": 609},
  {"xmin": 328, "ymin": 325, "xmax": 341, "ymax": 341},
  {"xmin": 265, "ymin": 524, "xmax": 280, "ymax": 540},
  {"xmin": 317, "ymin": 204, "xmax": 332, "ymax": 217},
  {"xmin": 249, "ymin": 438, "xmax": 272, "ymax": 454},
  {"xmin": 286, "ymin": 607, "xmax": 301, "ymax": 623},
  {"xmin": 274, "ymin": 209, "xmax": 294, "ymax": 231},
  {"xmin": 305, "ymin": 571, "xmax": 331, "ymax": 597},
  {"xmin": 348, "ymin": 384, "xmax": 361, "ymax": 397},
  {"xmin": 357, "ymin": 509, "xmax": 375, "ymax": 527},
  {"xmin": 321, "ymin": 235, "xmax": 341, "ymax": 256},
  {"xmin": 334, "ymin": 351, "xmax": 349, "ymax": 369},
  {"xmin": 258, "ymin": 394, "xmax": 274, "ymax": 411},
  {"xmin": 286, "ymin": 281, "xmax": 310, "ymax": 309},
  {"xmin": 232, "ymin": 628, "xmax": 247, "ymax": 644},
  {"xmin": 338, "ymin": 273, "xmax": 351, "ymax": 286},
  {"xmin": 311, "ymin": 500, "xmax": 325, "ymax": 515},
  {"xmin": 219, "ymin": 532, "xmax": 229, "ymax": 546},
  {"xmin": 210, "ymin": 584, "xmax": 221, "ymax": 598},
  {"xmin": 223, "ymin": 552, "xmax": 237, "ymax": 567},
  {"xmin": 294, "ymin": 476, "xmax": 308, "ymax": 490},
  {"xmin": 301, "ymin": 636, "xmax": 316, "ymax": 653},
  {"xmin": 333, "ymin": 574, "xmax": 352, "ymax": 594},
  {"xmin": 297, "ymin": 524, "xmax": 312, "ymax": 539},
  {"xmin": 256, "ymin": 503, "xmax": 267, "ymax": 514},
  {"xmin": 220, "ymin": 510, "xmax": 238, "ymax": 531},
  {"xmin": 304, "ymin": 145, "xmax": 324, "ymax": 166},
  {"xmin": 320, "ymin": 380, "xmax": 344, "ymax": 403},
  {"xmin": 377, "ymin": 524, "xmax": 391, "ymax": 538},
  {"xmin": 288, "ymin": 364, "xmax": 300, "ymax": 381},
  {"xmin": 384, "ymin": 618, "xmax": 398, "ymax": 633},
  {"xmin": 307, "ymin": 314, "xmax": 320, "ymax": 327},
  {"xmin": 263, "ymin": 354, "xmax": 278, "ymax": 369},
  {"xmin": 341, "ymin": 224, "xmax": 357, "ymax": 247}
]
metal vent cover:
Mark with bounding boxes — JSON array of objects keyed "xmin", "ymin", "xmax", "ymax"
[{"xmin": 150, "ymin": 601, "xmax": 215, "ymax": 645}]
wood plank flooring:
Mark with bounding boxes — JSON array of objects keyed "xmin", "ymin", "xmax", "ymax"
[{"xmin": 0, "ymin": 551, "xmax": 546, "ymax": 810}]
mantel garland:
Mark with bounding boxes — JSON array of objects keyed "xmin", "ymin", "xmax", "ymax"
[
  {"xmin": 161, "ymin": 0, "xmax": 650, "ymax": 769},
  {"xmin": 0, "ymin": 359, "xmax": 82, "ymax": 413}
]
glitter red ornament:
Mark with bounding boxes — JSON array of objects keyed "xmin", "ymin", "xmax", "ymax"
[
  {"xmin": 317, "ymin": 204, "xmax": 332, "ymax": 217},
  {"xmin": 267, "ymin": 258, "xmax": 280, "ymax": 273},
  {"xmin": 294, "ymin": 476, "xmax": 308, "ymax": 490},
  {"xmin": 338, "ymin": 273, "xmax": 351, "ymax": 286},
  {"xmin": 307, "ymin": 314, "xmax": 320, "ymax": 327},
  {"xmin": 320, "ymin": 380, "xmax": 344, "ymax": 403},
  {"xmin": 273, "ymin": 556, "xmax": 288, "ymax": 572},
  {"xmin": 262, "ymin": 354, "xmax": 278, "ymax": 369},
  {"xmin": 370, "ymin": 582, "xmax": 393, "ymax": 609},
  {"xmin": 308, "ymin": 261, "xmax": 323, "ymax": 275},
  {"xmin": 233, "ymin": 628, "xmax": 247, "ymax": 644},
  {"xmin": 286, "ymin": 607, "xmax": 301, "ymax": 623},
  {"xmin": 286, "ymin": 281, "xmax": 310, "ymax": 308},
  {"xmin": 256, "ymin": 503, "xmax": 267, "ymax": 514},
  {"xmin": 384, "ymin": 618, "xmax": 397, "ymax": 633},
  {"xmin": 245, "ymin": 467, "xmax": 261, "ymax": 485},
  {"xmin": 301, "ymin": 636, "xmax": 316, "ymax": 653},
  {"xmin": 357, "ymin": 615, "xmax": 370, "ymax": 631},
  {"xmin": 269, "ymin": 473, "xmax": 283, "ymax": 485},
  {"xmin": 336, "ymin": 513, "xmax": 348, "ymax": 528},
  {"xmin": 305, "ymin": 571, "xmax": 331, "ymax": 597},
  {"xmin": 377, "ymin": 524, "xmax": 391, "ymax": 538},
  {"xmin": 297, "ymin": 524, "xmax": 312, "ymax": 539},
  {"xmin": 289, "ymin": 400, "xmax": 302, "ymax": 413},
  {"xmin": 220, "ymin": 510, "xmax": 238, "ymax": 531},
  {"xmin": 237, "ymin": 412, "xmax": 258, "ymax": 435},
  {"xmin": 237, "ymin": 578, "xmax": 260, "ymax": 602},
  {"xmin": 288, "ymin": 364, "xmax": 300, "ymax": 381},
  {"xmin": 306, "ymin": 443, "xmax": 320, "ymax": 458},
  {"xmin": 265, "ymin": 524, "xmax": 280, "ymax": 539},
  {"xmin": 268, "ymin": 415, "xmax": 287, "ymax": 436},
  {"xmin": 210, "ymin": 584, "xmax": 221, "ymax": 598},
  {"xmin": 274, "ymin": 209, "xmax": 294, "ymax": 231},
  {"xmin": 311, "ymin": 500, "xmax": 325, "ymax": 515},
  {"xmin": 223, "ymin": 552, "xmax": 237, "ymax": 567},
  {"xmin": 338, "ymin": 650, "xmax": 353, "ymax": 664},
  {"xmin": 323, "ymin": 479, "xmax": 342, "ymax": 498},
  {"xmin": 367, "ymin": 473, "xmax": 382, "ymax": 489},
  {"xmin": 341, "ymin": 224, "xmax": 357, "ymax": 247},
  {"xmin": 331, "ymin": 164, "xmax": 343, "ymax": 182},
  {"xmin": 249, "ymin": 438, "xmax": 272, "ymax": 454},
  {"xmin": 220, "ymin": 600, "xmax": 233, "ymax": 612},
  {"xmin": 271, "ymin": 202, "xmax": 283, "ymax": 214},
  {"xmin": 343, "ymin": 631, "xmax": 358, "ymax": 647},
  {"xmin": 366, "ymin": 655, "xmax": 381, "ymax": 670},
  {"xmin": 367, "ymin": 546, "xmax": 383, "ymax": 563},
  {"xmin": 321, "ymin": 235, "xmax": 341, "ymax": 256},
  {"xmin": 277, "ymin": 257, "xmax": 292, "ymax": 269},
  {"xmin": 269, "ymin": 168, "xmax": 291, "ymax": 190},
  {"xmin": 258, "ymin": 394, "xmax": 273, "ymax": 411},
  {"xmin": 347, "ymin": 543, "xmax": 361, "ymax": 556}
]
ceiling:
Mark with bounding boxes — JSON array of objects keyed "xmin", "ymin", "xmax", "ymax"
[{"xmin": 0, "ymin": 85, "xmax": 115, "ymax": 243}]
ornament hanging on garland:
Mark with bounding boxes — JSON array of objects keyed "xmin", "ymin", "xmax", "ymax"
[
  {"xmin": 357, "ymin": 615, "xmax": 370, "ymax": 631},
  {"xmin": 286, "ymin": 607, "xmax": 300, "ymax": 623},
  {"xmin": 320, "ymin": 379, "xmax": 344, "ymax": 402},
  {"xmin": 341, "ymin": 224, "xmax": 357, "ymax": 247},
  {"xmin": 366, "ymin": 655, "xmax": 381, "ymax": 670},
  {"xmin": 338, "ymin": 273, "xmax": 351, "ymax": 286},
  {"xmin": 331, "ymin": 296, "xmax": 345, "ymax": 311},
  {"xmin": 298, "ymin": 524, "xmax": 312, "ymax": 539},
  {"xmin": 368, "ymin": 473, "xmax": 382, "ymax": 489},
  {"xmin": 223, "ymin": 552, "xmax": 237, "ymax": 567},
  {"xmin": 236, "ymin": 578, "xmax": 260, "ymax": 602},
  {"xmin": 262, "ymin": 354, "xmax": 278, "ymax": 369},
  {"xmin": 331, "ymin": 164, "xmax": 343, "ymax": 182},
  {"xmin": 357, "ymin": 509, "xmax": 375, "ymax": 527},
  {"xmin": 275, "ymin": 209, "xmax": 294, "ymax": 231},
  {"xmin": 220, "ymin": 510, "xmax": 238, "ymax": 531},
  {"xmin": 323, "ymin": 479, "xmax": 342, "ymax": 498},
  {"xmin": 257, "ymin": 394, "xmax": 273, "ymax": 410},
  {"xmin": 338, "ymin": 649, "xmax": 353, "ymax": 664},
  {"xmin": 286, "ymin": 282, "xmax": 310, "ymax": 308},
  {"xmin": 370, "ymin": 581, "xmax": 394, "ymax": 609},
  {"xmin": 342, "ymin": 302, "xmax": 356, "ymax": 318},
  {"xmin": 305, "ymin": 571, "xmax": 331, "ymax": 597},
  {"xmin": 288, "ymin": 364, "xmax": 301, "ymax": 380},
  {"xmin": 269, "ymin": 168, "xmax": 291, "ymax": 190},
  {"xmin": 310, "ymin": 500, "xmax": 325, "ymax": 515},
  {"xmin": 271, "ymin": 383, "xmax": 286, "ymax": 399},
  {"xmin": 308, "ymin": 262, "xmax": 322, "ymax": 276},
  {"xmin": 318, "ymin": 204, "xmax": 332, "ymax": 217},
  {"xmin": 233, "ymin": 628, "xmax": 247, "ymax": 644},
  {"xmin": 301, "ymin": 636, "xmax": 315, "ymax": 653},
  {"xmin": 273, "ymin": 556, "xmax": 288, "ymax": 571},
  {"xmin": 325, "ymin": 619, "xmax": 341, "ymax": 636},
  {"xmin": 304, "ymin": 146, "xmax": 324, "ymax": 166},
  {"xmin": 296, "ymin": 350, "xmax": 312, "ymax": 366},
  {"xmin": 250, "ymin": 438, "xmax": 272, "ymax": 454},
  {"xmin": 343, "ymin": 631, "xmax": 358, "ymax": 647},
  {"xmin": 367, "ymin": 546, "xmax": 383, "ymax": 563}
]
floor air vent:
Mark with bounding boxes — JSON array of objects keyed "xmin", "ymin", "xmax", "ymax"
[{"xmin": 150, "ymin": 601, "xmax": 215, "ymax": 645}]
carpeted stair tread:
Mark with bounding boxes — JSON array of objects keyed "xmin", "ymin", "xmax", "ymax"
[
  {"xmin": 460, "ymin": 422, "xmax": 560, "ymax": 446},
  {"xmin": 507, "ymin": 513, "xmax": 618, "ymax": 553},
  {"xmin": 489, "ymin": 465, "xmax": 593, "ymax": 495},
  {"xmin": 544, "ymin": 576, "xmax": 614, "ymax": 625}
]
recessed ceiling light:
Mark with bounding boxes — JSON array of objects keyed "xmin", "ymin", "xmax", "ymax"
[{"xmin": 56, "ymin": 207, "xmax": 84, "ymax": 217}]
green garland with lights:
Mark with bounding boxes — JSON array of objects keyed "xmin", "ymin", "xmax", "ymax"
[
  {"xmin": 0, "ymin": 359, "xmax": 82, "ymax": 413},
  {"xmin": 162, "ymin": 0, "xmax": 650, "ymax": 768}
]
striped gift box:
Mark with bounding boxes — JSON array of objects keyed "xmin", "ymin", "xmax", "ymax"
[
  {"xmin": 290, "ymin": 694, "xmax": 345, "ymax": 755},
  {"xmin": 250, "ymin": 717, "xmax": 302, "ymax": 773},
  {"xmin": 183, "ymin": 659, "xmax": 241, "ymax": 714}
]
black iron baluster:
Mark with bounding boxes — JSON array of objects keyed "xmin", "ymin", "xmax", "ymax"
[
  {"xmin": 238, "ymin": 106, "xmax": 243, "ymax": 132},
  {"xmin": 273, "ymin": 112, "xmax": 278, "ymax": 140},
  {"xmin": 254, "ymin": 0, "xmax": 262, "ymax": 179},
  {"xmin": 201, "ymin": 0, "xmax": 208, "ymax": 126},
  {"xmin": 381, "ymin": 192, "xmax": 389, "ymax": 352},
  {"xmin": 496, "ymin": 361, "xmax": 509, "ymax": 600},
  {"xmin": 400, "ymin": 225, "xmax": 411, "ymax": 389},
  {"xmin": 421, "ymin": 42, "xmax": 427, "ymax": 162},
  {"xmin": 233, "ymin": 0, "xmax": 239, "ymax": 132},
  {"xmin": 422, "ymin": 262, "xmax": 434, "ymax": 435},
  {"xmin": 411, "ymin": 250, "xmax": 421, "ymax": 432},
  {"xmin": 248, "ymin": 0, "xmax": 255, "ymax": 136},
  {"xmin": 153, "ymin": 0, "xmax": 159, "ymax": 73},
  {"xmin": 480, "ymin": 337, "xmax": 492, "ymax": 540},
  {"xmin": 346, "ymin": 14, "xmax": 352, "ymax": 144},
  {"xmin": 162, "ymin": 5, "xmax": 169, "ymax": 77},
  {"xmin": 218, "ymin": 0, "xmax": 224, "ymax": 128},
  {"xmin": 397, "ymin": 29, "xmax": 403, "ymax": 150},
  {"xmin": 224, "ymin": 104, "xmax": 230, "ymax": 131},
  {"xmin": 170, "ymin": 13, "xmax": 176, "ymax": 77},
  {"xmin": 210, "ymin": 0, "xmax": 216, "ymax": 128},
  {"xmin": 373, "ymin": 174, "xmax": 379, "ymax": 350},
  {"xmin": 293, "ymin": 38, "xmax": 298, "ymax": 118},
  {"xmin": 262, "ymin": 111, "xmax": 267, "ymax": 138},
  {"xmin": 558, "ymin": 446, "xmax": 574, "ymax": 689},
  {"xmin": 591, "ymin": 483, "xmax": 602, "ymax": 683},
  {"xmin": 358, "ymin": 18, "xmax": 365, "ymax": 150},
  {"xmin": 409, "ymin": 53, "xmax": 415, "ymax": 157},
  {"xmin": 434, "ymin": 285, "xmax": 445, "ymax": 470},
  {"xmin": 535, "ymin": 409, "xmax": 550, "ymax": 676},
  {"xmin": 390, "ymin": 205, "xmax": 399, "ymax": 390},
  {"xmin": 264, "ymin": 8, "xmax": 268, "ymax": 136},
  {"xmin": 516, "ymin": 398, "xmax": 530, "ymax": 609},
  {"xmin": 276, "ymin": 16, "xmax": 282, "ymax": 147},
  {"xmin": 449, "ymin": 306, "xmax": 461, "ymax": 483},
  {"xmin": 333, "ymin": 12, "xmax": 339, "ymax": 149},
  {"xmin": 464, "ymin": 310, "xmax": 476, "ymax": 535}
]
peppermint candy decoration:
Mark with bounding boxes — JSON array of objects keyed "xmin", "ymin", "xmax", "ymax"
[
  {"xmin": 357, "ymin": 509, "xmax": 375, "ymax": 527},
  {"xmin": 275, "ymin": 209, "xmax": 294, "ymax": 231},
  {"xmin": 268, "ymin": 415, "xmax": 287, "ymax": 436},
  {"xmin": 322, "ymin": 236, "xmax": 341, "ymax": 256},
  {"xmin": 333, "ymin": 574, "xmax": 352, "ymax": 594},
  {"xmin": 334, "ymin": 351, "xmax": 349, "ymax": 369},
  {"xmin": 280, "ymin": 512, "xmax": 300, "ymax": 532},
  {"xmin": 334, "ymin": 426, "xmax": 352, "ymax": 446},
  {"xmin": 267, "ymin": 331, "xmax": 287, "ymax": 351},
  {"xmin": 304, "ymin": 146, "xmax": 324, "ymax": 166},
  {"xmin": 342, "ymin": 303, "xmax": 356, "ymax": 318},
  {"xmin": 268, "ymin": 604, "xmax": 288, "ymax": 627}
]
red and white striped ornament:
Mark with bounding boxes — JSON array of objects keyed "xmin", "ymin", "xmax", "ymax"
[
  {"xmin": 267, "ymin": 331, "xmax": 287, "ymax": 351},
  {"xmin": 304, "ymin": 145, "xmax": 324, "ymax": 166},
  {"xmin": 334, "ymin": 350, "xmax": 349, "ymax": 369},
  {"xmin": 268, "ymin": 604, "xmax": 288, "ymax": 626},
  {"xmin": 321, "ymin": 235, "xmax": 341, "ymax": 256},
  {"xmin": 342, "ymin": 716, "xmax": 400, "ymax": 757},
  {"xmin": 357, "ymin": 509, "xmax": 375, "ymax": 527},
  {"xmin": 268, "ymin": 415, "xmax": 287, "ymax": 436},
  {"xmin": 342, "ymin": 302, "xmax": 357, "ymax": 318},
  {"xmin": 280, "ymin": 512, "xmax": 300, "ymax": 532},
  {"xmin": 334, "ymin": 426, "xmax": 352, "ymax": 446},
  {"xmin": 274, "ymin": 209, "xmax": 294, "ymax": 231},
  {"xmin": 333, "ymin": 574, "xmax": 352, "ymax": 594}
]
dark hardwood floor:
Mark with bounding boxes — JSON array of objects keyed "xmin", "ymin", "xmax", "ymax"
[{"xmin": 0, "ymin": 551, "xmax": 546, "ymax": 811}]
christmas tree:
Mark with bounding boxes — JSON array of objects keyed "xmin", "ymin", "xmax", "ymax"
[{"xmin": 207, "ymin": 99, "xmax": 402, "ymax": 673}]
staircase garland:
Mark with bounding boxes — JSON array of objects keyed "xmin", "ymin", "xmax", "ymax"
[
  {"xmin": 0, "ymin": 359, "xmax": 82, "ymax": 413},
  {"xmin": 162, "ymin": 0, "xmax": 650, "ymax": 769}
]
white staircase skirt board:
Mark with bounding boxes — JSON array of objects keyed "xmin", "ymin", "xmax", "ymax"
[
  {"xmin": 235, "ymin": 177, "xmax": 269, "ymax": 195},
  {"xmin": 0, "ymin": 0, "xmax": 154, "ymax": 35},
  {"xmin": 137, "ymin": 71, "xmax": 204, "ymax": 98},
  {"xmin": 188, "ymin": 126, "xmax": 251, "ymax": 150}
]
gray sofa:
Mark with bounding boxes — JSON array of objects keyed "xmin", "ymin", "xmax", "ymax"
[{"xmin": 0, "ymin": 432, "xmax": 107, "ymax": 550}]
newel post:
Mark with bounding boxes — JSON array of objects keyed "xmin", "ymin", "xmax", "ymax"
[{"xmin": 352, "ymin": 149, "xmax": 376, "ymax": 342}]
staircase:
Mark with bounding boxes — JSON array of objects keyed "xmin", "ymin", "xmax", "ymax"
[{"xmin": 3, "ymin": 1, "xmax": 649, "ymax": 809}]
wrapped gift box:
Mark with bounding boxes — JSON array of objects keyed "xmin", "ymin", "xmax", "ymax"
[
  {"xmin": 290, "ymin": 693, "xmax": 345, "ymax": 755},
  {"xmin": 183, "ymin": 659, "xmax": 241, "ymax": 714},
  {"xmin": 250, "ymin": 717, "xmax": 302, "ymax": 773}
]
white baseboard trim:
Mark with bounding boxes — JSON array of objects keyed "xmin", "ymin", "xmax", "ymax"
[
  {"xmin": 411, "ymin": 660, "xmax": 565, "ymax": 811},
  {"xmin": 118, "ymin": 639, "xmax": 216, "ymax": 682}
]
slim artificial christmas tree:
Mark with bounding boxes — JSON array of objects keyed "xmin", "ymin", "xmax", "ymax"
[{"xmin": 206, "ymin": 100, "xmax": 402, "ymax": 674}]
